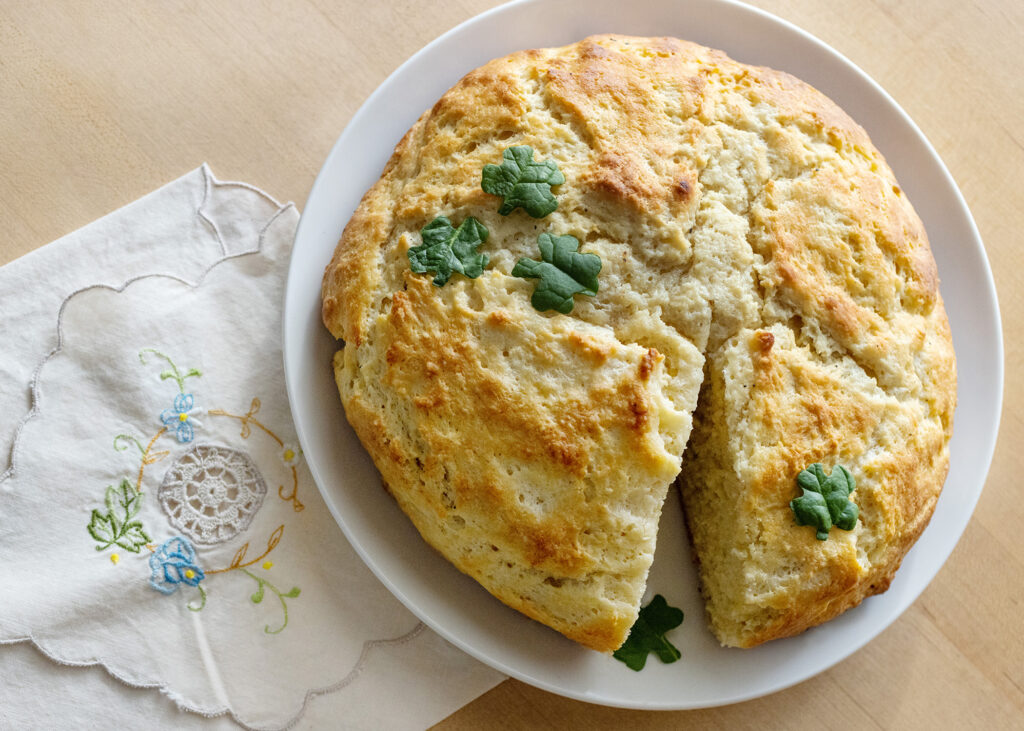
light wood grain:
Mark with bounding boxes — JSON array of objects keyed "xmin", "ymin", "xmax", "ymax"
[{"xmin": 1, "ymin": 1, "xmax": 1021, "ymax": 729}]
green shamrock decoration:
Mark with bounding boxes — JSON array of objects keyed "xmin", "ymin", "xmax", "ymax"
[
  {"xmin": 407, "ymin": 215, "xmax": 490, "ymax": 286},
  {"xmin": 790, "ymin": 463, "xmax": 859, "ymax": 540},
  {"xmin": 481, "ymin": 146, "xmax": 565, "ymax": 218},
  {"xmin": 511, "ymin": 233, "xmax": 601, "ymax": 314},
  {"xmin": 613, "ymin": 594, "xmax": 684, "ymax": 671}
]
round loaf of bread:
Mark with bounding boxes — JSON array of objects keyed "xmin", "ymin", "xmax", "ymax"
[{"xmin": 321, "ymin": 35, "xmax": 956, "ymax": 651}]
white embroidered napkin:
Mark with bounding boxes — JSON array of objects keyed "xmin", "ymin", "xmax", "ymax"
[{"xmin": 0, "ymin": 166, "xmax": 504, "ymax": 730}]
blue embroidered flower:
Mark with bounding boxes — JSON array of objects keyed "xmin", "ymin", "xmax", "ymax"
[
  {"xmin": 149, "ymin": 536, "xmax": 205, "ymax": 595},
  {"xmin": 160, "ymin": 392, "xmax": 200, "ymax": 443}
]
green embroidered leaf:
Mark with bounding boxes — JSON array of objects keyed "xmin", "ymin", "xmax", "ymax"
[
  {"xmin": 613, "ymin": 595, "xmax": 684, "ymax": 671},
  {"xmin": 284, "ymin": 587, "xmax": 301, "ymax": 599},
  {"xmin": 104, "ymin": 486, "xmax": 124, "ymax": 535},
  {"xmin": 251, "ymin": 582, "xmax": 266, "ymax": 604},
  {"xmin": 90, "ymin": 479, "xmax": 149, "ymax": 552},
  {"xmin": 791, "ymin": 463, "xmax": 859, "ymax": 540},
  {"xmin": 88, "ymin": 510, "xmax": 116, "ymax": 548},
  {"xmin": 124, "ymin": 482, "xmax": 142, "ymax": 518},
  {"xmin": 408, "ymin": 216, "xmax": 489, "ymax": 286},
  {"xmin": 512, "ymin": 234, "xmax": 601, "ymax": 314},
  {"xmin": 112, "ymin": 479, "xmax": 142, "ymax": 517},
  {"xmin": 115, "ymin": 522, "xmax": 151, "ymax": 553},
  {"xmin": 482, "ymin": 146, "xmax": 565, "ymax": 217}
]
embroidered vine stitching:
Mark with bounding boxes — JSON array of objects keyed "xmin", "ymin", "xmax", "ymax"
[
  {"xmin": 114, "ymin": 428, "xmax": 170, "ymax": 492},
  {"xmin": 87, "ymin": 424, "xmax": 170, "ymax": 554},
  {"xmin": 83, "ymin": 347, "xmax": 303, "ymax": 633},
  {"xmin": 242, "ymin": 567, "xmax": 301, "ymax": 634},
  {"xmin": 139, "ymin": 347, "xmax": 203, "ymax": 393},
  {"xmin": 207, "ymin": 524, "xmax": 284, "ymax": 575}
]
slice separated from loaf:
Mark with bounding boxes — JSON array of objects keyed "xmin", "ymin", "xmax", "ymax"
[
  {"xmin": 330, "ymin": 276, "xmax": 700, "ymax": 651},
  {"xmin": 321, "ymin": 35, "xmax": 956, "ymax": 651}
]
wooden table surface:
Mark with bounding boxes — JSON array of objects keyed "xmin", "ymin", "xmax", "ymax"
[{"xmin": 2, "ymin": 1, "xmax": 1021, "ymax": 728}]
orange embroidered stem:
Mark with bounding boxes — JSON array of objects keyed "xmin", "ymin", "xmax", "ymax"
[
  {"xmin": 208, "ymin": 398, "xmax": 282, "ymax": 446},
  {"xmin": 136, "ymin": 427, "xmax": 169, "ymax": 491},
  {"xmin": 277, "ymin": 467, "xmax": 304, "ymax": 512},
  {"xmin": 114, "ymin": 428, "xmax": 170, "ymax": 493},
  {"xmin": 206, "ymin": 525, "xmax": 284, "ymax": 575}
]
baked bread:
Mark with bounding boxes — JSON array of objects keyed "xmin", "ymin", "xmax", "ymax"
[{"xmin": 321, "ymin": 35, "xmax": 956, "ymax": 651}]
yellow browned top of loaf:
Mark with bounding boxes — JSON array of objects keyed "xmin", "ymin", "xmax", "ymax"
[{"xmin": 321, "ymin": 35, "xmax": 956, "ymax": 650}]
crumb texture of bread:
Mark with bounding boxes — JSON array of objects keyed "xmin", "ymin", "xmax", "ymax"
[{"xmin": 321, "ymin": 35, "xmax": 956, "ymax": 650}]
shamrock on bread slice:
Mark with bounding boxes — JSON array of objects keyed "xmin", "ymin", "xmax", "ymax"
[{"xmin": 512, "ymin": 233, "xmax": 601, "ymax": 314}]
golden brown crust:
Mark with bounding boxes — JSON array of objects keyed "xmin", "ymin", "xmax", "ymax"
[
  {"xmin": 321, "ymin": 35, "xmax": 956, "ymax": 650},
  {"xmin": 332, "ymin": 273, "xmax": 691, "ymax": 652},
  {"xmin": 692, "ymin": 322, "xmax": 952, "ymax": 647}
]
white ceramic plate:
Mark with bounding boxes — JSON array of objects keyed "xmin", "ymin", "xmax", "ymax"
[{"xmin": 284, "ymin": 0, "xmax": 1002, "ymax": 709}]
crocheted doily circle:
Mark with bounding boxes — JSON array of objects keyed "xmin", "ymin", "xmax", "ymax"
[{"xmin": 158, "ymin": 444, "xmax": 268, "ymax": 544}]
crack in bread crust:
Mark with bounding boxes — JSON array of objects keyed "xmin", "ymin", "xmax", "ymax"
[{"xmin": 321, "ymin": 35, "xmax": 957, "ymax": 651}]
